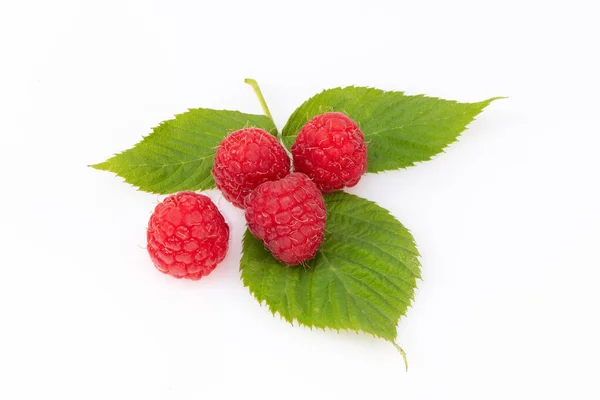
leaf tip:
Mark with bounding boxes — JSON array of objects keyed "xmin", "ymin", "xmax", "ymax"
[
  {"xmin": 483, "ymin": 96, "xmax": 508, "ymax": 106},
  {"xmin": 393, "ymin": 342, "xmax": 409, "ymax": 371},
  {"xmin": 89, "ymin": 161, "xmax": 109, "ymax": 171}
]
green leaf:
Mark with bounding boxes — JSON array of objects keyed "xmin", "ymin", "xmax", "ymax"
[
  {"xmin": 91, "ymin": 109, "xmax": 276, "ymax": 194},
  {"xmin": 240, "ymin": 191, "xmax": 420, "ymax": 342},
  {"xmin": 282, "ymin": 86, "xmax": 501, "ymax": 172}
]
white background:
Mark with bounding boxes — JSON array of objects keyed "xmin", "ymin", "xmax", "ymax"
[{"xmin": 1, "ymin": 0, "xmax": 599, "ymax": 399}]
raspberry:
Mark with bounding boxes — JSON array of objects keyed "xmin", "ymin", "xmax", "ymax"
[
  {"xmin": 147, "ymin": 192, "xmax": 229, "ymax": 280},
  {"xmin": 291, "ymin": 112, "xmax": 368, "ymax": 193},
  {"xmin": 244, "ymin": 173, "xmax": 327, "ymax": 266},
  {"xmin": 212, "ymin": 128, "xmax": 291, "ymax": 208}
]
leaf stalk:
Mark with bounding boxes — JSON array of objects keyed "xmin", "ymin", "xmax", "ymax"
[{"xmin": 244, "ymin": 78, "xmax": 275, "ymax": 123}]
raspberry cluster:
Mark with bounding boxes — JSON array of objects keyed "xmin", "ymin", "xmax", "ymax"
[
  {"xmin": 292, "ymin": 112, "xmax": 367, "ymax": 193},
  {"xmin": 212, "ymin": 128, "xmax": 290, "ymax": 208},
  {"xmin": 146, "ymin": 112, "xmax": 366, "ymax": 279},
  {"xmin": 245, "ymin": 173, "xmax": 326, "ymax": 265},
  {"xmin": 147, "ymin": 192, "xmax": 229, "ymax": 280}
]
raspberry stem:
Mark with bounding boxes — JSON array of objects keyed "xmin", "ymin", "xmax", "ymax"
[{"xmin": 244, "ymin": 78, "xmax": 277, "ymax": 132}]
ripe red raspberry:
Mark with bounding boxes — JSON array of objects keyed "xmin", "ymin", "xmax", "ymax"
[
  {"xmin": 212, "ymin": 128, "xmax": 291, "ymax": 208},
  {"xmin": 147, "ymin": 192, "xmax": 229, "ymax": 280},
  {"xmin": 244, "ymin": 173, "xmax": 327, "ymax": 266},
  {"xmin": 291, "ymin": 112, "xmax": 368, "ymax": 193}
]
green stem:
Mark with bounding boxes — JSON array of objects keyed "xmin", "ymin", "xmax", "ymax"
[{"xmin": 244, "ymin": 78, "xmax": 275, "ymax": 123}]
